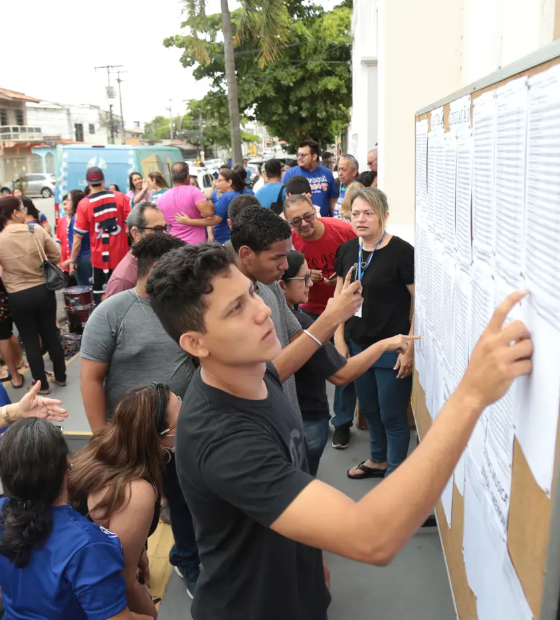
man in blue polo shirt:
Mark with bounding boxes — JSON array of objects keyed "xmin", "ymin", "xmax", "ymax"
[{"xmin": 282, "ymin": 140, "xmax": 339, "ymax": 217}]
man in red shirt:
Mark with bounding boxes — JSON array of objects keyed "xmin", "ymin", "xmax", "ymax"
[
  {"xmin": 285, "ymin": 193, "xmax": 358, "ymax": 450},
  {"xmin": 69, "ymin": 167, "xmax": 131, "ymax": 305},
  {"xmin": 285, "ymin": 194, "xmax": 356, "ymax": 318}
]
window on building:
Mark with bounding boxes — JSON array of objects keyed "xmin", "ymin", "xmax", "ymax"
[
  {"xmin": 89, "ymin": 123, "xmax": 95, "ymax": 135},
  {"xmin": 14, "ymin": 109, "xmax": 24, "ymax": 126},
  {"xmin": 75, "ymin": 123, "xmax": 84, "ymax": 142},
  {"xmin": 0, "ymin": 109, "xmax": 7, "ymax": 125}
]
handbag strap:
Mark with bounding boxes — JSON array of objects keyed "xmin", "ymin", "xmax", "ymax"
[{"xmin": 27, "ymin": 223, "xmax": 48, "ymax": 263}]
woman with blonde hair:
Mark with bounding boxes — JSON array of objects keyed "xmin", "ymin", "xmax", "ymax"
[
  {"xmin": 333, "ymin": 187, "xmax": 415, "ymax": 479},
  {"xmin": 68, "ymin": 383, "xmax": 181, "ymax": 618},
  {"xmin": 146, "ymin": 172, "xmax": 169, "ymax": 203},
  {"xmin": 337, "ymin": 181, "xmax": 364, "ymax": 222}
]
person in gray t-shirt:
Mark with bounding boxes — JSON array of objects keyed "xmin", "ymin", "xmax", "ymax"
[
  {"xmin": 229, "ymin": 206, "xmax": 360, "ymax": 421},
  {"xmin": 256, "ymin": 281, "xmax": 302, "ymax": 417},
  {"xmin": 80, "ymin": 234, "xmax": 194, "ymax": 432}
]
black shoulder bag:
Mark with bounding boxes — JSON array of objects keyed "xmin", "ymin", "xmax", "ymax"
[{"xmin": 27, "ymin": 223, "xmax": 66, "ymax": 291}]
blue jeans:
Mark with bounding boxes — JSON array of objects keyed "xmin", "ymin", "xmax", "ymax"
[
  {"xmin": 304, "ymin": 418, "xmax": 329, "ymax": 476},
  {"xmin": 163, "ymin": 456, "xmax": 200, "ymax": 578},
  {"xmin": 349, "ymin": 343, "xmax": 412, "ymax": 474},
  {"xmin": 75, "ymin": 251, "xmax": 92, "ymax": 287},
  {"xmin": 331, "ymin": 382, "xmax": 356, "ymax": 430}
]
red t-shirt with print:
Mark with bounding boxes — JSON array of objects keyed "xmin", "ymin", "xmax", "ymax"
[
  {"xmin": 292, "ymin": 217, "xmax": 356, "ymax": 315},
  {"xmin": 74, "ymin": 191, "xmax": 131, "ymax": 271}
]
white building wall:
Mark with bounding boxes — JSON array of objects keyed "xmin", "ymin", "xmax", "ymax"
[
  {"xmin": 26, "ymin": 102, "xmax": 122, "ymax": 145},
  {"xmin": 26, "ymin": 104, "xmax": 72, "ymax": 139},
  {"xmin": 351, "ymin": 0, "xmax": 560, "ymax": 232},
  {"xmin": 347, "ymin": 0, "xmax": 378, "ymax": 170}
]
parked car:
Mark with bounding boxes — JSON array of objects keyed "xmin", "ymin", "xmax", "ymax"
[
  {"xmin": 1, "ymin": 173, "xmax": 56, "ymax": 198},
  {"xmin": 190, "ymin": 167, "xmax": 216, "ymax": 192}
]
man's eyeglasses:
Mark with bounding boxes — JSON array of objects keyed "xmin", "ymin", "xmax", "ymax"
[
  {"xmin": 286, "ymin": 270, "xmax": 312, "ymax": 286},
  {"xmin": 297, "ymin": 153, "xmax": 310, "ymax": 160},
  {"xmin": 287, "ymin": 212, "xmax": 315, "ymax": 228},
  {"xmin": 137, "ymin": 224, "xmax": 171, "ymax": 233}
]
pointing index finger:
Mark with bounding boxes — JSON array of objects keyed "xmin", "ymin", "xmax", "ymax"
[{"xmin": 487, "ymin": 290, "xmax": 528, "ymax": 332}]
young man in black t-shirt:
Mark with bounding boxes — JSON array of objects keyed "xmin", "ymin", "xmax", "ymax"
[{"xmin": 147, "ymin": 244, "xmax": 532, "ymax": 620}]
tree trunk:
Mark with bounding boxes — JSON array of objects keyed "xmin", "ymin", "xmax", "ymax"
[{"xmin": 220, "ymin": 0, "xmax": 243, "ymax": 165}]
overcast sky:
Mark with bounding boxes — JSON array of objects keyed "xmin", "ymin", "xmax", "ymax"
[{"xmin": 2, "ymin": 0, "xmax": 340, "ymax": 125}]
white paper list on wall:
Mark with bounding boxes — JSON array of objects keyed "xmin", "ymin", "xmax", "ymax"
[
  {"xmin": 415, "ymin": 119, "xmax": 428, "ymax": 210},
  {"xmin": 494, "ymin": 77, "xmax": 528, "ymax": 288},
  {"xmin": 525, "ymin": 64, "xmax": 560, "ymax": 324},
  {"xmin": 472, "ymin": 92, "xmax": 497, "ymax": 264},
  {"xmin": 443, "ymin": 133, "xmax": 457, "ymax": 255},
  {"xmin": 434, "ymin": 134, "xmax": 445, "ymax": 241},
  {"xmin": 463, "ymin": 456, "xmax": 533, "ymax": 620},
  {"xmin": 455, "ymin": 133, "xmax": 474, "ymax": 271}
]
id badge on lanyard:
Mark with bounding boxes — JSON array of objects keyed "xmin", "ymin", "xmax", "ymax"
[{"xmin": 354, "ymin": 233, "xmax": 386, "ymax": 318}]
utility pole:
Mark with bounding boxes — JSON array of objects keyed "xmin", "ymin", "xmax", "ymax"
[
  {"xmin": 115, "ymin": 69, "xmax": 127, "ymax": 145},
  {"xmin": 108, "ymin": 105, "xmax": 115, "ymax": 145},
  {"xmin": 167, "ymin": 100, "xmax": 174, "ymax": 141},
  {"xmin": 94, "ymin": 64, "xmax": 123, "ymax": 145}
]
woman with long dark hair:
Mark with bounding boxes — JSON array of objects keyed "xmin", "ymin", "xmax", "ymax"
[
  {"xmin": 22, "ymin": 196, "xmax": 51, "ymax": 235},
  {"xmin": 63, "ymin": 189, "xmax": 91, "ymax": 286},
  {"xmin": 0, "ymin": 197, "xmax": 66, "ymax": 395},
  {"xmin": 69, "ymin": 383, "xmax": 180, "ymax": 618},
  {"xmin": 127, "ymin": 172, "xmax": 152, "ymax": 207},
  {"xmin": 0, "ymin": 417, "xmax": 151, "ymax": 620}
]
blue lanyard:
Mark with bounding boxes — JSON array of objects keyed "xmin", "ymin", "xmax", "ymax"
[{"xmin": 357, "ymin": 232, "xmax": 386, "ymax": 281}]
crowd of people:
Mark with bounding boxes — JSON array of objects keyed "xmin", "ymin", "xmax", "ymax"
[{"xmin": 0, "ymin": 139, "xmax": 535, "ymax": 620}]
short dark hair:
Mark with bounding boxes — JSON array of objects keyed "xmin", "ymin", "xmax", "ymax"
[
  {"xmin": 285, "ymin": 175, "xmax": 312, "ymax": 196},
  {"xmin": 281, "ymin": 250, "xmax": 305, "ymax": 282},
  {"xmin": 285, "ymin": 159, "xmax": 297, "ymax": 168},
  {"xmin": 146, "ymin": 244, "xmax": 235, "ymax": 338},
  {"xmin": 264, "ymin": 159, "xmax": 282, "ymax": 178},
  {"xmin": 220, "ymin": 168, "xmax": 245, "ymax": 193},
  {"xmin": 132, "ymin": 233, "xmax": 186, "ymax": 279},
  {"xmin": 69, "ymin": 189, "xmax": 86, "ymax": 215},
  {"xmin": 230, "ymin": 206, "xmax": 291, "ymax": 253},
  {"xmin": 21, "ymin": 196, "xmax": 41, "ymax": 220},
  {"xmin": 0, "ymin": 197, "xmax": 22, "ymax": 230},
  {"xmin": 299, "ymin": 139, "xmax": 320, "ymax": 157},
  {"xmin": 233, "ymin": 164, "xmax": 247, "ymax": 182},
  {"xmin": 283, "ymin": 194, "xmax": 313, "ymax": 215},
  {"xmin": 228, "ymin": 195, "xmax": 262, "ymax": 223},
  {"xmin": 171, "ymin": 162, "xmax": 190, "ymax": 183},
  {"xmin": 356, "ymin": 171, "xmax": 377, "ymax": 187}
]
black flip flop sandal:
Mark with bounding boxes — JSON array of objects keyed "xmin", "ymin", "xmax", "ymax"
[
  {"xmin": 0, "ymin": 373, "xmax": 11, "ymax": 383},
  {"xmin": 11, "ymin": 373, "xmax": 24, "ymax": 389},
  {"xmin": 347, "ymin": 461, "xmax": 387, "ymax": 480}
]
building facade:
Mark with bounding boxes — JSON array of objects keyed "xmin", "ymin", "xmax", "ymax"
[
  {"xmin": 0, "ymin": 88, "xmax": 43, "ymax": 184},
  {"xmin": 26, "ymin": 101, "xmax": 124, "ymax": 145}
]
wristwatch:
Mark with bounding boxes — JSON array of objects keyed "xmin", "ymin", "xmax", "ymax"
[{"xmin": 1, "ymin": 405, "xmax": 13, "ymax": 425}]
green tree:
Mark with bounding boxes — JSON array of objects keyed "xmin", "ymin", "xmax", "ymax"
[
  {"xmin": 179, "ymin": 0, "xmax": 290, "ymax": 164},
  {"xmin": 143, "ymin": 116, "xmax": 171, "ymax": 141},
  {"xmin": 165, "ymin": 2, "xmax": 352, "ymax": 150}
]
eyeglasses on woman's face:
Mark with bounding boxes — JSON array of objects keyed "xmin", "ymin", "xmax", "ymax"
[
  {"xmin": 286, "ymin": 270, "xmax": 312, "ymax": 287},
  {"xmin": 287, "ymin": 212, "xmax": 315, "ymax": 228},
  {"xmin": 159, "ymin": 394, "xmax": 181, "ymax": 438}
]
